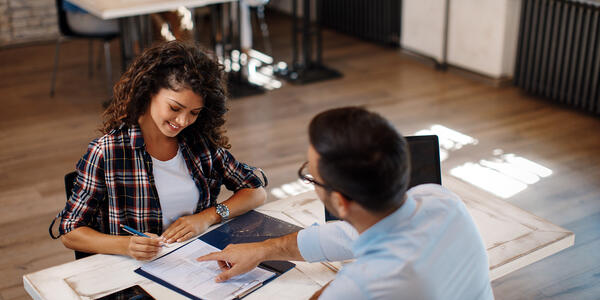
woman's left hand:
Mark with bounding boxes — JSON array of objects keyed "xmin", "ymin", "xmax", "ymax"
[{"xmin": 161, "ymin": 213, "xmax": 213, "ymax": 243}]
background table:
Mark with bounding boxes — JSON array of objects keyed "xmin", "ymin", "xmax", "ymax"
[
  {"xmin": 23, "ymin": 188, "xmax": 574, "ymax": 299},
  {"xmin": 64, "ymin": 0, "xmax": 237, "ymax": 76},
  {"xmin": 68, "ymin": 0, "xmax": 234, "ymax": 20}
]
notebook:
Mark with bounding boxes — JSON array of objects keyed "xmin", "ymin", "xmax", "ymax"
[{"xmin": 135, "ymin": 210, "xmax": 303, "ymax": 299}]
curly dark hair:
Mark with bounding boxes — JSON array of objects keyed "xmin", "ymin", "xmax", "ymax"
[{"xmin": 102, "ymin": 40, "xmax": 230, "ymax": 149}]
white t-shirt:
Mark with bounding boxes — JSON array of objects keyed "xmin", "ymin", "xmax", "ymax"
[{"xmin": 151, "ymin": 148, "xmax": 200, "ymax": 231}]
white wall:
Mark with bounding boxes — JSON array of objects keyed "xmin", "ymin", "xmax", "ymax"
[
  {"xmin": 272, "ymin": 0, "xmax": 522, "ymax": 79},
  {"xmin": 401, "ymin": 0, "xmax": 447, "ymax": 63},
  {"xmin": 402, "ymin": 0, "xmax": 522, "ymax": 79},
  {"xmin": 447, "ymin": 0, "xmax": 521, "ymax": 78}
]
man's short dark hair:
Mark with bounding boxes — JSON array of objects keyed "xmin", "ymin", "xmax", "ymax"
[{"xmin": 309, "ymin": 106, "xmax": 410, "ymax": 212}]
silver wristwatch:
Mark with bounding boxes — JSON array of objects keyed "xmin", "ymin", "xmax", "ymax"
[{"xmin": 216, "ymin": 203, "xmax": 230, "ymax": 222}]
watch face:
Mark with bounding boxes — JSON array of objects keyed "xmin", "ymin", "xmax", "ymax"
[{"xmin": 217, "ymin": 204, "xmax": 229, "ymax": 219}]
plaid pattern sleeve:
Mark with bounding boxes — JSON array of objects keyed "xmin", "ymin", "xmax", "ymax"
[
  {"xmin": 59, "ymin": 139, "xmax": 107, "ymax": 235},
  {"xmin": 213, "ymin": 147, "xmax": 265, "ymax": 192},
  {"xmin": 58, "ymin": 126, "xmax": 164, "ymax": 236}
]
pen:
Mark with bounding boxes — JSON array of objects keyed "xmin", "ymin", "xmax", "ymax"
[{"xmin": 120, "ymin": 224, "xmax": 150, "ymax": 237}]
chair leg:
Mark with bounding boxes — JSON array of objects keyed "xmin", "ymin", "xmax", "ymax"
[
  {"xmin": 256, "ymin": 5, "xmax": 272, "ymax": 55},
  {"xmin": 192, "ymin": 8, "xmax": 203, "ymax": 42},
  {"xmin": 88, "ymin": 40, "xmax": 94, "ymax": 78},
  {"xmin": 209, "ymin": 5, "xmax": 223, "ymax": 59},
  {"xmin": 50, "ymin": 37, "xmax": 62, "ymax": 97},
  {"xmin": 103, "ymin": 41, "xmax": 113, "ymax": 96},
  {"xmin": 97, "ymin": 42, "xmax": 103, "ymax": 71}
]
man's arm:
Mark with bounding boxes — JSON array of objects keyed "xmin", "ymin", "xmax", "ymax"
[
  {"xmin": 196, "ymin": 232, "xmax": 302, "ymax": 282},
  {"xmin": 197, "ymin": 220, "xmax": 358, "ymax": 282}
]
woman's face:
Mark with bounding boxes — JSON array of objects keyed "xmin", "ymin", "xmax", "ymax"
[{"xmin": 146, "ymin": 87, "xmax": 204, "ymax": 138}]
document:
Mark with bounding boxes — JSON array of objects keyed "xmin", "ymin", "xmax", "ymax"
[{"xmin": 139, "ymin": 239, "xmax": 275, "ymax": 300}]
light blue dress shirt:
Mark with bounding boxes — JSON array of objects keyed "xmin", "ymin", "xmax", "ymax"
[{"xmin": 297, "ymin": 184, "xmax": 494, "ymax": 300}]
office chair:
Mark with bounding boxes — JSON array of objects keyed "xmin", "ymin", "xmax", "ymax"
[
  {"xmin": 63, "ymin": 171, "xmax": 94, "ymax": 260},
  {"xmin": 50, "ymin": 0, "xmax": 119, "ymax": 97}
]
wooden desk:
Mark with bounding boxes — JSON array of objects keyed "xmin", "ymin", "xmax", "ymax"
[
  {"xmin": 22, "ymin": 192, "xmax": 332, "ymax": 300},
  {"xmin": 256, "ymin": 188, "xmax": 575, "ymax": 281},
  {"xmin": 23, "ymin": 189, "xmax": 574, "ymax": 299}
]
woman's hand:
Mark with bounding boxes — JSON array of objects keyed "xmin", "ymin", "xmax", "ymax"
[
  {"xmin": 126, "ymin": 233, "xmax": 162, "ymax": 260},
  {"xmin": 161, "ymin": 213, "xmax": 214, "ymax": 243}
]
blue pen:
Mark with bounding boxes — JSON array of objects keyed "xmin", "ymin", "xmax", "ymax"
[{"xmin": 120, "ymin": 224, "xmax": 150, "ymax": 237}]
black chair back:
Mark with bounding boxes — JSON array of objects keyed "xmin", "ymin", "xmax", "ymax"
[
  {"xmin": 64, "ymin": 171, "xmax": 94, "ymax": 260},
  {"xmin": 64, "ymin": 171, "xmax": 77, "ymax": 197},
  {"xmin": 55, "ymin": 0, "xmax": 77, "ymax": 37},
  {"xmin": 54, "ymin": 0, "xmax": 119, "ymax": 39}
]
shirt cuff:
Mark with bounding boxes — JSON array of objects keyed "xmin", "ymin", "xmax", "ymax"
[{"xmin": 297, "ymin": 225, "xmax": 326, "ymax": 263}]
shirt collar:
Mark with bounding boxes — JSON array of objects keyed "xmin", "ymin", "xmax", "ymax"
[
  {"xmin": 352, "ymin": 195, "xmax": 417, "ymax": 256},
  {"xmin": 126, "ymin": 123, "xmax": 190, "ymax": 151},
  {"xmin": 127, "ymin": 124, "xmax": 146, "ymax": 149}
]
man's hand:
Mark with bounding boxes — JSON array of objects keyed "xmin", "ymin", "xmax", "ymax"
[
  {"xmin": 196, "ymin": 242, "xmax": 266, "ymax": 282},
  {"xmin": 161, "ymin": 213, "xmax": 213, "ymax": 243},
  {"xmin": 126, "ymin": 233, "xmax": 161, "ymax": 260},
  {"xmin": 197, "ymin": 232, "xmax": 302, "ymax": 282}
]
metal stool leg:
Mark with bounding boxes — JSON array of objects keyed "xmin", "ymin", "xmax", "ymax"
[
  {"xmin": 88, "ymin": 40, "xmax": 94, "ymax": 78},
  {"xmin": 50, "ymin": 37, "xmax": 62, "ymax": 97},
  {"xmin": 103, "ymin": 40, "xmax": 113, "ymax": 96},
  {"xmin": 97, "ymin": 42, "xmax": 103, "ymax": 71},
  {"xmin": 255, "ymin": 5, "xmax": 272, "ymax": 55}
]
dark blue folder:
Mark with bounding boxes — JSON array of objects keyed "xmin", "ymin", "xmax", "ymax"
[{"xmin": 135, "ymin": 210, "xmax": 303, "ymax": 299}]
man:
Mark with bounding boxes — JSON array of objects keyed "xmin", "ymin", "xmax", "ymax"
[{"xmin": 197, "ymin": 107, "xmax": 493, "ymax": 299}]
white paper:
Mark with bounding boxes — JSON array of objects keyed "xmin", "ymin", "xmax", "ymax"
[{"xmin": 140, "ymin": 239, "xmax": 275, "ymax": 300}]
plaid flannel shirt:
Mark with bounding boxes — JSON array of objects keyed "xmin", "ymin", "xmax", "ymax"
[{"xmin": 59, "ymin": 124, "xmax": 264, "ymax": 236}]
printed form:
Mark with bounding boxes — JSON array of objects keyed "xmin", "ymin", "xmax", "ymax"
[{"xmin": 140, "ymin": 239, "xmax": 275, "ymax": 300}]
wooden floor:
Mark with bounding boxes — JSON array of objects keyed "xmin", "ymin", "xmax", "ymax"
[{"xmin": 1, "ymin": 14, "xmax": 599, "ymax": 300}]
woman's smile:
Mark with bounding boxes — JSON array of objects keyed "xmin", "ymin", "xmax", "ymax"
[{"xmin": 167, "ymin": 120, "xmax": 181, "ymax": 132}]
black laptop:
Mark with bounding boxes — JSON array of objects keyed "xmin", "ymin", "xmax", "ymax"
[{"xmin": 325, "ymin": 135, "xmax": 442, "ymax": 221}]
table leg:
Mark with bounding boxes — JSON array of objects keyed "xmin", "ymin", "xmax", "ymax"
[
  {"xmin": 226, "ymin": 1, "xmax": 265, "ymax": 98},
  {"xmin": 274, "ymin": 0, "xmax": 342, "ymax": 84},
  {"xmin": 118, "ymin": 18, "xmax": 128, "ymax": 73}
]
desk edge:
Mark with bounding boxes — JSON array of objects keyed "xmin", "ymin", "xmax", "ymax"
[{"xmin": 490, "ymin": 232, "xmax": 575, "ymax": 281}]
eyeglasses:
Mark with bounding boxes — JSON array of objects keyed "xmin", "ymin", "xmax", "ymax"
[{"xmin": 297, "ymin": 161, "xmax": 332, "ymax": 190}]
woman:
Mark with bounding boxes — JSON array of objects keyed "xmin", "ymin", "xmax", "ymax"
[{"xmin": 57, "ymin": 41, "xmax": 267, "ymax": 260}]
